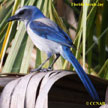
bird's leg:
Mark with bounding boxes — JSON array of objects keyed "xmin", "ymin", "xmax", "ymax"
[
  {"xmin": 30, "ymin": 56, "xmax": 51, "ymax": 72},
  {"xmin": 48, "ymin": 54, "xmax": 60, "ymax": 70}
]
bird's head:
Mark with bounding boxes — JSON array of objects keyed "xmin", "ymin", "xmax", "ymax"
[{"xmin": 7, "ymin": 6, "xmax": 45, "ymax": 22}]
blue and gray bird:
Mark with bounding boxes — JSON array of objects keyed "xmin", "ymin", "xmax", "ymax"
[{"xmin": 7, "ymin": 6, "xmax": 100, "ymax": 100}]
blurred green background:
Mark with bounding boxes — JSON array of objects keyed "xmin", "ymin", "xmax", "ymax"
[{"xmin": 0, "ymin": 0, "xmax": 108, "ymax": 79}]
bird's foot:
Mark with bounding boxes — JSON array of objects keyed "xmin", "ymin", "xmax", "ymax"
[
  {"xmin": 39, "ymin": 68, "xmax": 53, "ymax": 72},
  {"xmin": 30, "ymin": 67, "xmax": 42, "ymax": 72},
  {"xmin": 30, "ymin": 67, "xmax": 53, "ymax": 73},
  {"xmin": 47, "ymin": 66, "xmax": 53, "ymax": 71}
]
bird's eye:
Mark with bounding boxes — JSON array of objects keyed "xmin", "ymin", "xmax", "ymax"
[{"xmin": 19, "ymin": 10, "xmax": 25, "ymax": 15}]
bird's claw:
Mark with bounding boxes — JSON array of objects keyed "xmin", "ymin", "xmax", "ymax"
[
  {"xmin": 30, "ymin": 67, "xmax": 42, "ymax": 72},
  {"xmin": 30, "ymin": 67, "xmax": 53, "ymax": 73},
  {"xmin": 39, "ymin": 68, "xmax": 52, "ymax": 72}
]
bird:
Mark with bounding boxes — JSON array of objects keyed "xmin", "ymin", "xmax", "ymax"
[{"xmin": 7, "ymin": 6, "xmax": 100, "ymax": 100}]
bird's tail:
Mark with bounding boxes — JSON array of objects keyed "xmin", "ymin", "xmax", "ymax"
[{"xmin": 62, "ymin": 46, "xmax": 100, "ymax": 101}]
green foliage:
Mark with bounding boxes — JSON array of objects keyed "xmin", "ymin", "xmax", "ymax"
[{"xmin": 0, "ymin": 0, "xmax": 108, "ymax": 80}]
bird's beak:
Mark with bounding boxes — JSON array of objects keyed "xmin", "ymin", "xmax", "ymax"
[{"xmin": 7, "ymin": 15, "xmax": 20, "ymax": 22}]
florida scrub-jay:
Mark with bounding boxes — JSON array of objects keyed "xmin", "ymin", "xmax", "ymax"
[{"xmin": 7, "ymin": 6, "xmax": 100, "ymax": 100}]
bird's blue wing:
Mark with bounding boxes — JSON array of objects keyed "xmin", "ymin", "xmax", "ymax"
[{"xmin": 29, "ymin": 20, "xmax": 74, "ymax": 48}]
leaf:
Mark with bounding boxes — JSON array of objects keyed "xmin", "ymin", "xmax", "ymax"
[
  {"xmin": 19, "ymin": 37, "xmax": 33, "ymax": 73},
  {"xmin": 11, "ymin": 34, "xmax": 28, "ymax": 73},
  {"xmin": 82, "ymin": 0, "xmax": 90, "ymax": 69},
  {"xmin": 0, "ymin": 0, "xmax": 21, "ymax": 71},
  {"xmin": 99, "ymin": 0, "xmax": 108, "ymax": 66},
  {"xmin": 98, "ymin": 59, "xmax": 108, "ymax": 80},
  {"xmin": 2, "ymin": 23, "xmax": 26, "ymax": 73}
]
